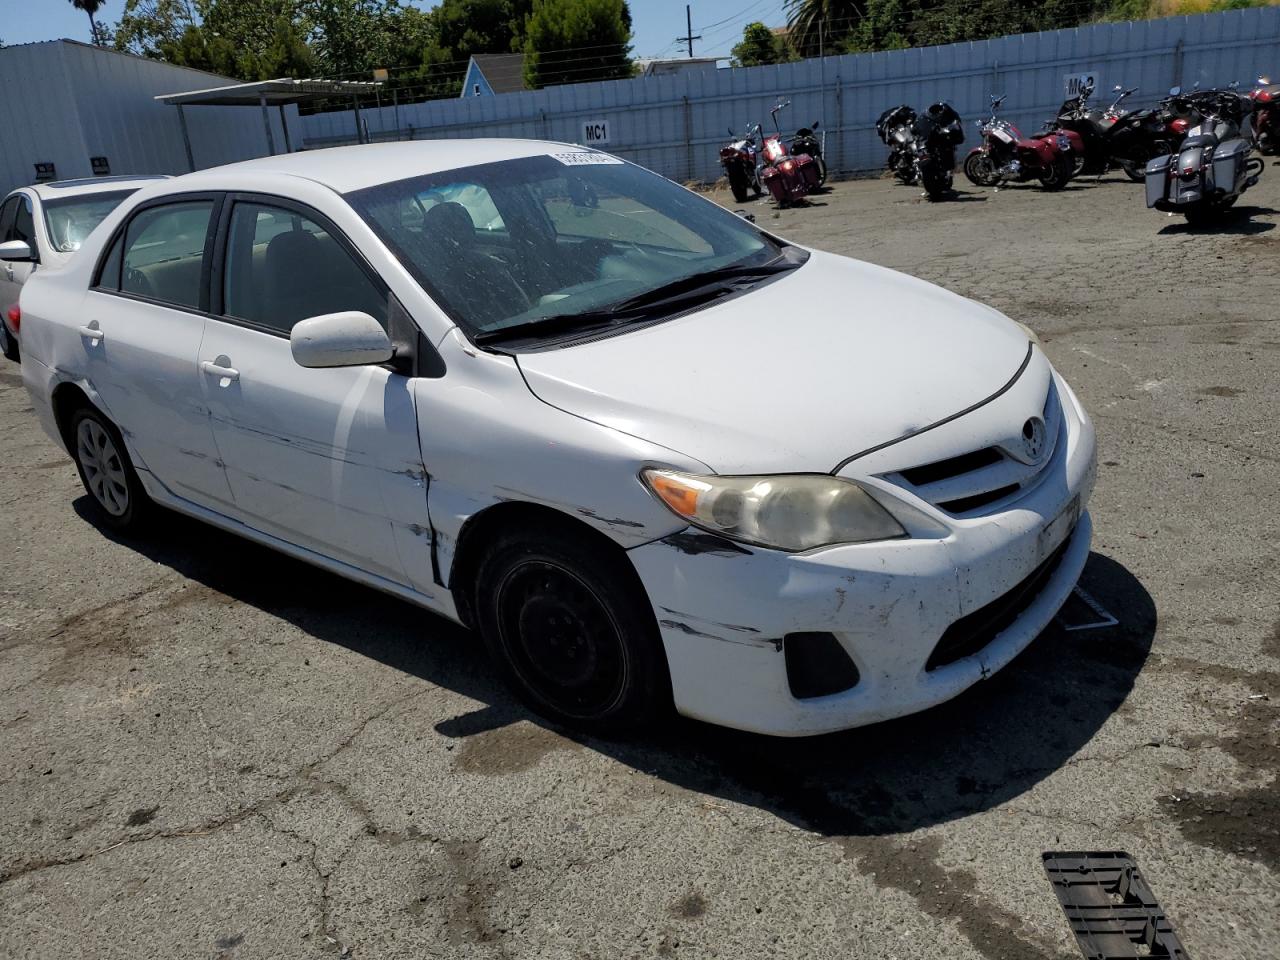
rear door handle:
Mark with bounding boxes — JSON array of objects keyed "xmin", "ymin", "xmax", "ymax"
[
  {"xmin": 200, "ymin": 360, "xmax": 240, "ymax": 382},
  {"xmin": 77, "ymin": 324, "xmax": 104, "ymax": 342}
]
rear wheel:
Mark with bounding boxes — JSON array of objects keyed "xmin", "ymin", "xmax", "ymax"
[
  {"xmin": 69, "ymin": 406, "xmax": 151, "ymax": 532},
  {"xmin": 473, "ymin": 523, "xmax": 670, "ymax": 731},
  {"xmin": 1038, "ymin": 154, "xmax": 1074, "ymax": 191},
  {"xmin": 727, "ymin": 166, "xmax": 750, "ymax": 203}
]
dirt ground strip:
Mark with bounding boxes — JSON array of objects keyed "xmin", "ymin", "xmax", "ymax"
[{"xmin": 1, "ymin": 166, "xmax": 1277, "ymax": 960}]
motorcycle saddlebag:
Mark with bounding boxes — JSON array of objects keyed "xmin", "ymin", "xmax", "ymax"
[
  {"xmin": 793, "ymin": 153, "xmax": 822, "ymax": 189},
  {"xmin": 760, "ymin": 165, "xmax": 789, "ymax": 202},
  {"xmin": 1211, "ymin": 138, "xmax": 1250, "ymax": 194},
  {"xmin": 1144, "ymin": 154, "xmax": 1174, "ymax": 208}
]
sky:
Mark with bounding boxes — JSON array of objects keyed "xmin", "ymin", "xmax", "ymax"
[{"xmin": 4, "ymin": 0, "xmax": 788, "ymax": 60}]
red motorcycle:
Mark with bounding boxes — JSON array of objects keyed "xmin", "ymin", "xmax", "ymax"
[
  {"xmin": 719, "ymin": 125, "xmax": 763, "ymax": 203},
  {"xmin": 962, "ymin": 94, "xmax": 1081, "ymax": 191},
  {"xmin": 1251, "ymin": 74, "xmax": 1279, "ymax": 155},
  {"xmin": 758, "ymin": 100, "xmax": 821, "ymax": 206}
]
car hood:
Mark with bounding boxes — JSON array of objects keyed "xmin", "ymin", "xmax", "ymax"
[{"xmin": 516, "ymin": 249, "xmax": 1032, "ymax": 474}]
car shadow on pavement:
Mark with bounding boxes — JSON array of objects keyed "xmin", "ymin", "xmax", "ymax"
[{"xmin": 75, "ymin": 499, "xmax": 1155, "ymax": 839}]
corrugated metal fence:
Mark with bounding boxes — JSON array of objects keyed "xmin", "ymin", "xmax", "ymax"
[{"xmin": 300, "ymin": 7, "xmax": 1280, "ymax": 183}]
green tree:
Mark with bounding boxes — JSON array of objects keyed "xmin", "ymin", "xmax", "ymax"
[
  {"xmin": 523, "ymin": 0, "xmax": 632, "ymax": 89},
  {"xmin": 783, "ymin": 0, "xmax": 865, "ymax": 57},
  {"xmin": 70, "ymin": 0, "xmax": 106, "ymax": 45},
  {"xmin": 730, "ymin": 21, "xmax": 785, "ymax": 67}
]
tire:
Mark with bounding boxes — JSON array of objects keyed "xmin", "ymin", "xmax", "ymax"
[
  {"xmin": 727, "ymin": 167, "xmax": 750, "ymax": 204},
  {"xmin": 0, "ymin": 323, "xmax": 18, "ymax": 364},
  {"xmin": 1038, "ymin": 154, "xmax": 1074, "ymax": 191},
  {"xmin": 1120, "ymin": 160, "xmax": 1146, "ymax": 183},
  {"xmin": 69, "ymin": 405, "xmax": 151, "ymax": 532},
  {"xmin": 472, "ymin": 522, "xmax": 670, "ymax": 731},
  {"xmin": 963, "ymin": 150, "xmax": 998, "ymax": 187},
  {"xmin": 813, "ymin": 155, "xmax": 829, "ymax": 186}
]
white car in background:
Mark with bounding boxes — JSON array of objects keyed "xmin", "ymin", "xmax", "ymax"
[
  {"xmin": 9, "ymin": 141, "xmax": 1096, "ymax": 737},
  {"xmin": 0, "ymin": 175, "xmax": 168, "ymax": 361}
]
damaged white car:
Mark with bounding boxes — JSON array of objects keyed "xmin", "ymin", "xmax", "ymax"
[{"xmin": 12, "ymin": 141, "xmax": 1096, "ymax": 736}]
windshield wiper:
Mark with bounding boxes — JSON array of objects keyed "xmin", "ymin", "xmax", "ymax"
[{"xmin": 473, "ymin": 252, "xmax": 805, "ymax": 347}]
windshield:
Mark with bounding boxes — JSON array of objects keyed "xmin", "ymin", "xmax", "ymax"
[
  {"xmin": 42, "ymin": 189, "xmax": 137, "ymax": 254},
  {"xmin": 346, "ymin": 154, "xmax": 782, "ymax": 340}
]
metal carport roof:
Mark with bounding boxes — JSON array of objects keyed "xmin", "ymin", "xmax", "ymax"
[{"xmin": 154, "ymin": 78, "xmax": 383, "ymax": 169}]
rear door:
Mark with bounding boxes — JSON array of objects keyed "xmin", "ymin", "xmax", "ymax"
[
  {"xmin": 197, "ymin": 194, "xmax": 423, "ymax": 586},
  {"xmin": 0, "ymin": 196, "xmax": 19, "ymax": 346},
  {"xmin": 83, "ymin": 194, "xmax": 233, "ymax": 506}
]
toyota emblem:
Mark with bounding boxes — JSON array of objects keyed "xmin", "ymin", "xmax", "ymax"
[{"xmin": 1021, "ymin": 416, "xmax": 1048, "ymax": 464}]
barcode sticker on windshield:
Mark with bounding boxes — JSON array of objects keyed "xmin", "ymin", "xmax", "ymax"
[{"xmin": 550, "ymin": 151, "xmax": 624, "ymax": 166}]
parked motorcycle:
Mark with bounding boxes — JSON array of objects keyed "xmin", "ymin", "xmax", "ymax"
[
  {"xmin": 1145, "ymin": 87, "xmax": 1264, "ymax": 225},
  {"xmin": 963, "ymin": 94, "xmax": 1079, "ymax": 190},
  {"xmin": 1052, "ymin": 82, "xmax": 1182, "ymax": 181},
  {"xmin": 910, "ymin": 102, "xmax": 965, "ymax": 200},
  {"xmin": 877, "ymin": 105, "xmax": 918, "ymax": 183},
  {"xmin": 719, "ymin": 125, "xmax": 763, "ymax": 203},
  {"xmin": 1251, "ymin": 75, "xmax": 1279, "ymax": 155},
  {"xmin": 790, "ymin": 121, "xmax": 828, "ymax": 185},
  {"xmin": 758, "ymin": 99, "xmax": 822, "ymax": 206}
]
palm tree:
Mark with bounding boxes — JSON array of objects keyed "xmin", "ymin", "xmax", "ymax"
[
  {"xmin": 70, "ymin": 0, "xmax": 105, "ymax": 46},
  {"xmin": 784, "ymin": 0, "xmax": 866, "ymax": 57}
]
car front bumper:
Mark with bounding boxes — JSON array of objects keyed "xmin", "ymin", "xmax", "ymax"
[{"xmin": 627, "ymin": 376, "xmax": 1097, "ymax": 737}]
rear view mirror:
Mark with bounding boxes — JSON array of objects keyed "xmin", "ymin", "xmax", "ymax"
[
  {"xmin": 290, "ymin": 311, "xmax": 393, "ymax": 369},
  {"xmin": 812, "ymin": 120, "xmax": 820, "ymax": 129},
  {"xmin": 1169, "ymin": 86, "xmax": 1181, "ymax": 96},
  {"xmin": 0, "ymin": 240, "xmax": 35, "ymax": 263}
]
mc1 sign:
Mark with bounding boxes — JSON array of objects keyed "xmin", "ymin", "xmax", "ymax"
[{"xmin": 581, "ymin": 119, "xmax": 611, "ymax": 146}]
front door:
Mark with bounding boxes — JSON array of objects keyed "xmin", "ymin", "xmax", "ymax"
[
  {"xmin": 0, "ymin": 194, "xmax": 35, "ymax": 349},
  {"xmin": 199, "ymin": 197, "xmax": 424, "ymax": 587}
]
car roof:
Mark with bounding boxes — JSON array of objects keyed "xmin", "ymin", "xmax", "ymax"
[
  {"xmin": 26, "ymin": 175, "xmax": 171, "ymax": 200},
  {"xmin": 175, "ymin": 139, "xmax": 588, "ymax": 195}
]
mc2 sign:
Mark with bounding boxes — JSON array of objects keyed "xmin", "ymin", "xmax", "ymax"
[
  {"xmin": 1064, "ymin": 72, "xmax": 1099, "ymax": 99},
  {"xmin": 581, "ymin": 119, "xmax": 611, "ymax": 146}
]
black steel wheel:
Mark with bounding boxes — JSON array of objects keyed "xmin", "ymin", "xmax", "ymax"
[
  {"xmin": 69, "ymin": 405, "xmax": 151, "ymax": 532},
  {"xmin": 473, "ymin": 524, "xmax": 669, "ymax": 730}
]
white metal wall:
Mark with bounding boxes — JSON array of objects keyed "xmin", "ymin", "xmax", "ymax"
[
  {"xmin": 0, "ymin": 41, "xmax": 294, "ymax": 197},
  {"xmin": 300, "ymin": 6, "xmax": 1280, "ymax": 184}
]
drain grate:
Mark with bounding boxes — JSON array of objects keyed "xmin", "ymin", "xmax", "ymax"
[{"xmin": 1043, "ymin": 852, "xmax": 1190, "ymax": 959}]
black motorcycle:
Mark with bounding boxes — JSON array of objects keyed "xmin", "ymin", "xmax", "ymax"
[
  {"xmin": 790, "ymin": 121, "xmax": 827, "ymax": 185},
  {"xmin": 1051, "ymin": 82, "xmax": 1185, "ymax": 181},
  {"xmin": 876, "ymin": 105, "xmax": 918, "ymax": 183},
  {"xmin": 911, "ymin": 102, "xmax": 964, "ymax": 200}
]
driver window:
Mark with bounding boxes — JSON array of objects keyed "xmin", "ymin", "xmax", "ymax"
[
  {"xmin": 121, "ymin": 201, "xmax": 214, "ymax": 309},
  {"xmin": 223, "ymin": 202, "xmax": 386, "ymax": 335}
]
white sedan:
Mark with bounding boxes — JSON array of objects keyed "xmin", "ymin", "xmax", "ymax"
[
  {"xmin": 10, "ymin": 141, "xmax": 1096, "ymax": 736},
  {"xmin": 0, "ymin": 176, "xmax": 168, "ymax": 362}
]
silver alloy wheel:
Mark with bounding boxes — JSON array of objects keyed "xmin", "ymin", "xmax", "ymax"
[{"xmin": 76, "ymin": 419, "xmax": 129, "ymax": 517}]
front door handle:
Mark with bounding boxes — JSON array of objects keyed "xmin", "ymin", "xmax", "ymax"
[
  {"xmin": 200, "ymin": 359, "xmax": 240, "ymax": 382},
  {"xmin": 77, "ymin": 324, "xmax": 104, "ymax": 342}
]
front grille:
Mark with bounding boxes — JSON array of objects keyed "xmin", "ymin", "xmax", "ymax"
[
  {"xmin": 899, "ymin": 447, "xmax": 1002, "ymax": 486},
  {"xmin": 925, "ymin": 531, "xmax": 1074, "ymax": 671},
  {"xmin": 887, "ymin": 385, "xmax": 1061, "ymax": 517}
]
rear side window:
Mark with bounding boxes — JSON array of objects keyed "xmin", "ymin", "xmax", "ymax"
[
  {"xmin": 222, "ymin": 201, "xmax": 385, "ymax": 335},
  {"xmin": 12, "ymin": 196, "xmax": 36, "ymax": 246},
  {"xmin": 121, "ymin": 201, "xmax": 214, "ymax": 310}
]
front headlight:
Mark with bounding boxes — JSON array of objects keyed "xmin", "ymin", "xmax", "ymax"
[{"xmin": 641, "ymin": 470, "xmax": 906, "ymax": 552}]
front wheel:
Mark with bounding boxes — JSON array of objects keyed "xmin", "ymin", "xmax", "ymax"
[
  {"xmin": 963, "ymin": 150, "xmax": 998, "ymax": 187},
  {"xmin": 1038, "ymin": 154, "xmax": 1074, "ymax": 191},
  {"xmin": 812, "ymin": 155, "xmax": 829, "ymax": 185},
  {"xmin": 473, "ymin": 524, "xmax": 670, "ymax": 731},
  {"xmin": 69, "ymin": 406, "xmax": 151, "ymax": 532},
  {"xmin": 726, "ymin": 166, "xmax": 750, "ymax": 203}
]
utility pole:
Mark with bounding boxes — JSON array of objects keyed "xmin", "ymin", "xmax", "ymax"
[{"xmin": 675, "ymin": 4, "xmax": 702, "ymax": 58}]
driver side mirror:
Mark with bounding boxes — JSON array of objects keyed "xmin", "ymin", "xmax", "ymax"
[
  {"xmin": 811, "ymin": 120, "xmax": 820, "ymax": 129},
  {"xmin": 1169, "ymin": 86, "xmax": 1181, "ymax": 96},
  {"xmin": 0, "ymin": 240, "xmax": 36, "ymax": 263},
  {"xmin": 290, "ymin": 311, "xmax": 393, "ymax": 369}
]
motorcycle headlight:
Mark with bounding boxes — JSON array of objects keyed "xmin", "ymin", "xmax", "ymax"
[{"xmin": 642, "ymin": 470, "xmax": 906, "ymax": 552}]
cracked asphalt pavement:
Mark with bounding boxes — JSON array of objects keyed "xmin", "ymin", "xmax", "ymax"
[{"xmin": 2, "ymin": 167, "xmax": 1278, "ymax": 959}]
